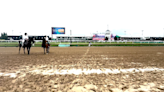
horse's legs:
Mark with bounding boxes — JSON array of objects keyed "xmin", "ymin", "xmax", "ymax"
[
  {"xmin": 44, "ymin": 47, "xmax": 45, "ymax": 54},
  {"xmin": 48, "ymin": 47, "xmax": 49, "ymax": 53},
  {"xmin": 47, "ymin": 47, "xmax": 49, "ymax": 53},
  {"xmin": 19, "ymin": 45, "xmax": 21, "ymax": 54},
  {"xmin": 28, "ymin": 47, "xmax": 31, "ymax": 55},
  {"xmin": 27, "ymin": 47, "xmax": 30, "ymax": 55},
  {"xmin": 29, "ymin": 47, "xmax": 31, "ymax": 54},
  {"xmin": 46, "ymin": 47, "xmax": 48, "ymax": 53},
  {"xmin": 26, "ymin": 47, "xmax": 28, "ymax": 55},
  {"xmin": 24, "ymin": 47, "xmax": 25, "ymax": 54}
]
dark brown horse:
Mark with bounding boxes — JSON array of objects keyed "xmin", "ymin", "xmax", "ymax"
[
  {"xmin": 42, "ymin": 37, "xmax": 50, "ymax": 54},
  {"xmin": 19, "ymin": 37, "xmax": 35, "ymax": 55}
]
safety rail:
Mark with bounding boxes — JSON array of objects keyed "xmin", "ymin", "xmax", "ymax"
[
  {"xmin": 1, "ymin": 43, "xmax": 164, "ymax": 47},
  {"xmin": 0, "ymin": 40, "xmax": 164, "ymax": 44}
]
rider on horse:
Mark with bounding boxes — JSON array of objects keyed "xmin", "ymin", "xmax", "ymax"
[
  {"xmin": 45, "ymin": 35, "xmax": 50, "ymax": 46},
  {"xmin": 22, "ymin": 33, "xmax": 28, "ymax": 46}
]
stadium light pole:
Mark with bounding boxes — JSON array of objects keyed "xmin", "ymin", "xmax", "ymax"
[
  {"xmin": 51, "ymin": 28, "xmax": 53, "ymax": 42},
  {"xmin": 70, "ymin": 30, "xmax": 72, "ymax": 43},
  {"xmin": 124, "ymin": 31, "xmax": 126, "ymax": 35},
  {"xmin": 163, "ymin": 28, "xmax": 164, "ymax": 37},
  {"xmin": 107, "ymin": 25, "xmax": 109, "ymax": 30}
]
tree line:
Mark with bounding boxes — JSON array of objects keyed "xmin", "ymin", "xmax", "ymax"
[{"xmin": 0, "ymin": 32, "xmax": 8, "ymax": 40}]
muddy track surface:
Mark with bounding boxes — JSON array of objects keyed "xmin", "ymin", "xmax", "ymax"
[{"xmin": 0, "ymin": 47, "xmax": 164, "ymax": 92}]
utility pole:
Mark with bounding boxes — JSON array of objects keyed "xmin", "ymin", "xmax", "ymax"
[
  {"xmin": 70, "ymin": 30, "xmax": 72, "ymax": 43},
  {"xmin": 51, "ymin": 29, "xmax": 53, "ymax": 41},
  {"xmin": 124, "ymin": 31, "xmax": 126, "ymax": 35},
  {"xmin": 163, "ymin": 28, "xmax": 164, "ymax": 37}
]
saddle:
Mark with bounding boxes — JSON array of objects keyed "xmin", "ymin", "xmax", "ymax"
[{"xmin": 24, "ymin": 40, "xmax": 28, "ymax": 45}]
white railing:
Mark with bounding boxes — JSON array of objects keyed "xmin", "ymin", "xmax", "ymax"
[{"xmin": 0, "ymin": 40, "xmax": 164, "ymax": 44}]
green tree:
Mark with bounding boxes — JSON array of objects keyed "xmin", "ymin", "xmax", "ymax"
[{"xmin": 1, "ymin": 32, "xmax": 8, "ymax": 40}]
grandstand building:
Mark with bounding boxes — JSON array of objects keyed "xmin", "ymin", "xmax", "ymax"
[
  {"xmin": 7, "ymin": 35, "xmax": 22, "ymax": 40},
  {"xmin": 7, "ymin": 35, "xmax": 51, "ymax": 40},
  {"xmin": 54, "ymin": 29, "xmax": 111, "ymax": 41},
  {"xmin": 7, "ymin": 33, "xmax": 164, "ymax": 41},
  {"xmin": 55, "ymin": 35, "xmax": 92, "ymax": 41}
]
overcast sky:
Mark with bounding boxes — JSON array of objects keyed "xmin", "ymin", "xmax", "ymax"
[{"xmin": 0, "ymin": 0, "xmax": 164, "ymax": 37}]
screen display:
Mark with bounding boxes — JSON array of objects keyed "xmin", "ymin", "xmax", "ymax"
[{"xmin": 52, "ymin": 27, "xmax": 65, "ymax": 34}]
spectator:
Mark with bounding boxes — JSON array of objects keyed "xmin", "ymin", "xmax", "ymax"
[{"xmin": 89, "ymin": 42, "xmax": 92, "ymax": 47}]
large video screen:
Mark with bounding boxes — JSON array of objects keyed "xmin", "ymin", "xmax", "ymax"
[
  {"xmin": 92, "ymin": 34, "xmax": 105, "ymax": 40},
  {"xmin": 52, "ymin": 27, "xmax": 65, "ymax": 34}
]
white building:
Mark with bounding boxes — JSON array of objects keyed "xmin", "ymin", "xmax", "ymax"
[{"xmin": 105, "ymin": 30, "xmax": 111, "ymax": 41}]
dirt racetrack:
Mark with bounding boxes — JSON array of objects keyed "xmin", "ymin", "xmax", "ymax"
[{"xmin": 0, "ymin": 47, "xmax": 164, "ymax": 92}]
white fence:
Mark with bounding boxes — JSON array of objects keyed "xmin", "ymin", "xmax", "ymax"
[{"xmin": 0, "ymin": 40, "xmax": 164, "ymax": 44}]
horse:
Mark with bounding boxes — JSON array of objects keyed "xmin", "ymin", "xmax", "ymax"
[
  {"xmin": 19, "ymin": 37, "xmax": 35, "ymax": 55},
  {"xmin": 42, "ymin": 37, "xmax": 50, "ymax": 54}
]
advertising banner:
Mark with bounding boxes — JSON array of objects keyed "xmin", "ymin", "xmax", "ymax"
[
  {"xmin": 92, "ymin": 38, "xmax": 105, "ymax": 40},
  {"xmin": 92, "ymin": 34, "xmax": 105, "ymax": 40}
]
